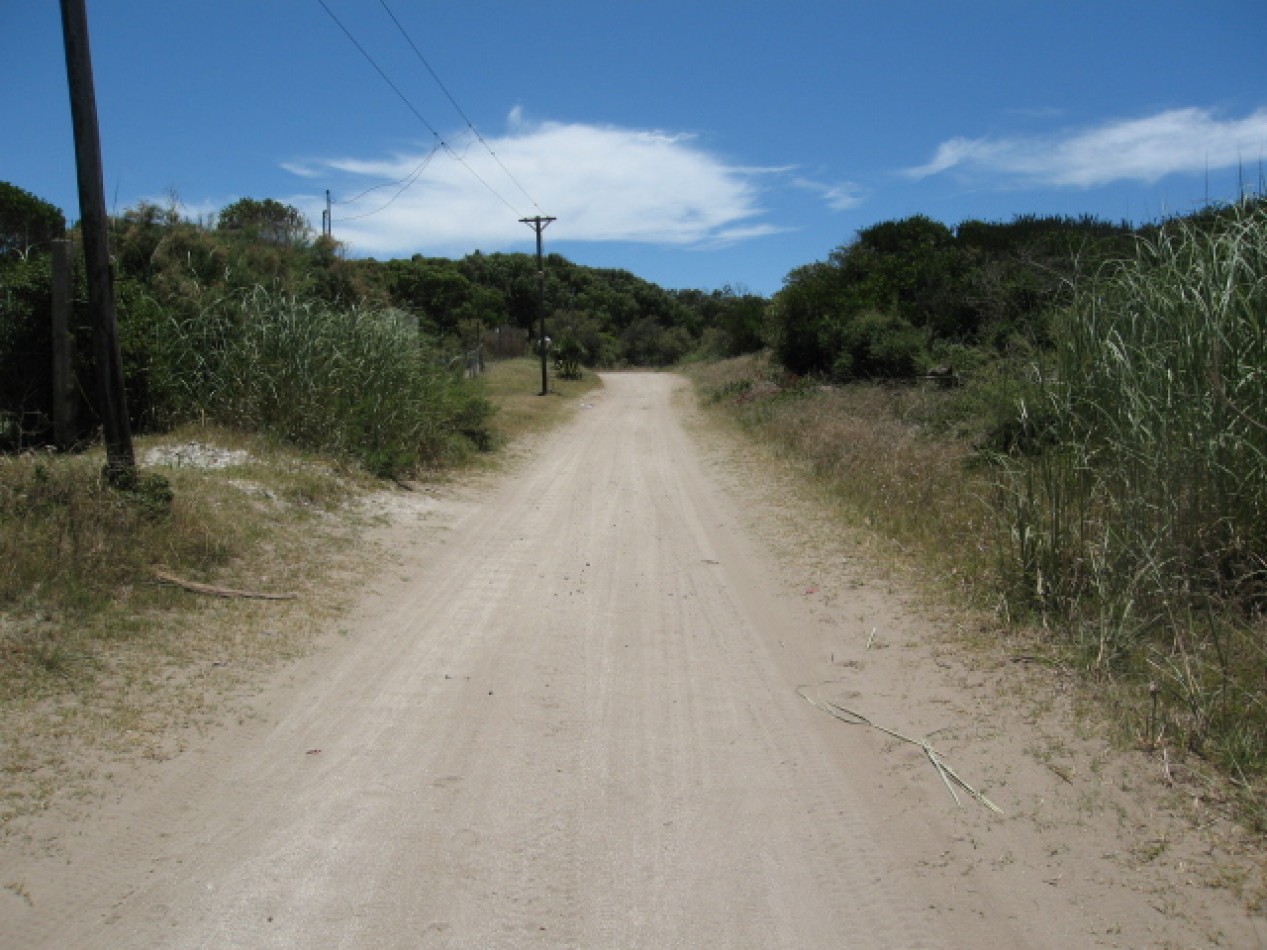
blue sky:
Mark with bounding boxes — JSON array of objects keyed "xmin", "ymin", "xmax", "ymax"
[{"xmin": 5, "ymin": 1, "xmax": 1267, "ymax": 296}]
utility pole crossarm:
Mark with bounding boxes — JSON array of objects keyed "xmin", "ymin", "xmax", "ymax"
[{"xmin": 520, "ymin": 216, "xmax": 557, "ymax": 396}]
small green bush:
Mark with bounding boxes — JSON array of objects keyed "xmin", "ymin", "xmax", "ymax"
[{"xmin": 827, "ymin": 310, "xmax": 926, "ymax": 381}]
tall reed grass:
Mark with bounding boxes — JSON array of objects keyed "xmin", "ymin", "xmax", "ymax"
[
  {"xmin": 998, "ymin": 202, "xmax": 1267, "ymax": 783},
  {"xmin": 693, "ymin": 356, "xmax": 997, "ymax": 590},
  {"xmin": 143, "ymin": 288, "xmax": 493, "ymax": 475}
]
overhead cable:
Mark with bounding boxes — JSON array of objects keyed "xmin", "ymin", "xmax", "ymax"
[
  {"xmin": 335, "ymin": 144, "xmax": 442, "ymax": 221},
  {"xmin": 377, "ymin": 0, "xmax": 546, "ymax": 214},
  {"xmin": 331, "ymin": 129, "xmax": 475, "ymax": 207},
  {"xmin": 314, "ymin": 0, "xmax": 524, "ymax": 218}
]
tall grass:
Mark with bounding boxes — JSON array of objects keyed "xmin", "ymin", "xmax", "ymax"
[
  {"xmin": 697, "ymin": 215, "xmax": 1267, "ymax": 812},
  {"xmin": 481, "ymin": 357, "xmax": 604, "ymax": 442},
  {"xmin": 998, "ymin": 202, "xmax": 1267, "ymax": 783},
  {"xmin": 692, "ymin": 355, "xmax": 997, "ymax": 591},
  {"xmin": 143, "ymin": 288, "xmax": 493, "ymax": 475}
]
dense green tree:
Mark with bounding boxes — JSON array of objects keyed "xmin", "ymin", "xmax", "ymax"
[
  {"xmin": 304, "ymin": 235, "xmax": 386, "ymax": 305},
  {"xmin": 449, "ymin": 251, "xmax": 711, "ymax": 366},
  {"xmin": 768, "ymin": 261, "xmax": 845, "ymax": 375},
  {"xmin": 823, "ymin": 309, "xmax": 926, "ymax": 380},
  {"xmin": 769, "ymin": 212, "xmax": 1136, "ymax": 378},
  {"xmin": 0, "ymin": 182, "xmax": 65, "ymax": 258},
  {"xmin": 549, "ymin": 308, "xmax": 619, "ymax": 366},
  {"xmin": 217, "ymin": 197, "xmax": 311, "ymax": 246},
  {"xmin": 111, "ymin": 200, "xmax": 184, "ymax": 281},
  {"xmin": 383, "ymin": 257, "xmax": 474, "ymax": 333},
  {"xmin": 837, "ymin": 215, "xmax": 974, "ymax": 339},
  {"xmin": 0, "ymin": 185, "xmax": 80, "ymax": 447},
  {"xmin": 671, "ymin": 286, "xmax": 767, "ymax": 358},
  {"xmin": 0, "ymin": 251, "xmax": 56, "ymax": 445}
]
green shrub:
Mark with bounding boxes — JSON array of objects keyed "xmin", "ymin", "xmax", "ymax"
[
  {"xmin": 826, "ymin": 309, "xmax": 926, "ymax": 380},
  {"xmin": 554, "ymin": 334, "xmax": 584, "ymax": 379},
  {"xmin": 139, "ymin": 288, "xmax": 494, "ymax": 476}
]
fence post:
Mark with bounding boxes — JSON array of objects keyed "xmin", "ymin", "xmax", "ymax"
[{"xmin": 51, "ymin": 239, "xmax": 76, "ymax": 449}]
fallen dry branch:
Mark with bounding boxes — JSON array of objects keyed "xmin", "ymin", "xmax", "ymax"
[
  {"xmin": 796, "ymin": 683, "xmax": 1003, "ymax": 814},
  {"xmin": 152, "ymin": 567, "xmax": 297, "ymax": 601}
]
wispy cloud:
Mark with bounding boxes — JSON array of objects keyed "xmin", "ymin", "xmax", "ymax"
[
  {"xmin": 905, "ymin": 106, "xmax": 1267, "ymax": 188},
  {"xmin": 286, "ymin": 113, "xmax": 780, "ymax": 257},
  {"xmin": 791, "ymin": 176, "xmax": 865, "ymax": 212}
]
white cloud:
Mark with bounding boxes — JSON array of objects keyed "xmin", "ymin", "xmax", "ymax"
[
  {"xmin": 279, "ymin": 161, "xmax": 322, "ymax": 179},
  {"xmin": 906, "ymin": 106, "xmax": 1267, "ymax": 188},
  {"xmin": 791, "ymin": 176, "xmax": 865, "ymax": 212},
  {"xmin": 286, "ymin": 114, "xmax": 777, "ymax": 257}
]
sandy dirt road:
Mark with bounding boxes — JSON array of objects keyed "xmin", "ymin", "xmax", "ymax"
[{"xmin": 2, "ymin": 372, "xmax": 1263, "ymax": 948}]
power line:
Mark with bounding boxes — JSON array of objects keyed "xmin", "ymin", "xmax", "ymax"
[
  {"xmin": 377, "ymin": 0, "xmax": 545, "ymax": 214},
  {"xmin": 314, "ymin": 0, "xmax": 523, "ymax": 218},
  {"xmin": 316, "ymin": 0, "xmax": 441, "ymax": 141},
  {"xmin": 333, "ymin": 142, "xmax": 444, "ymax": 207},
  {"xmin": 329, "ymin": 128, "xmax": 475, "ymax": 220},
  {"xmin": 335, "ymin": 144, "xmax": 443, "ymax": 222}
]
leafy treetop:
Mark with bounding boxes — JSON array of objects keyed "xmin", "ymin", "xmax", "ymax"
[
  {"xmin": 217, "ymin": 197, "xmax": 311, "ymax": 246},
  {"xmin": 0, "ymin": 182, "xmax": 66, "ymax": 258}
]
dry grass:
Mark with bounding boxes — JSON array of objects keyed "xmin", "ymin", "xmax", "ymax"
[
  {"xmin": 482, "ymin": 357, "xmax": 604, "ymax": 443},
  {"xmin": 0, "ymin": 425, "xmax": 376, "ymax": 837},
  {"xmin": 690, "ymin": 354, "xmax": 998, "ymax": 601},
  {"xmin": 0, "ymin": 362, "xmax": 597, "ymax": 843},
  {"xmin": 690, "ymin": 352, "xmax": 1267, "ymax": 838}
]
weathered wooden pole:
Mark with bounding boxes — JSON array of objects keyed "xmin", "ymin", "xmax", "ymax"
[
  {"xmin": 60, "ymin": 0, "xmax": 135, "ymax": 483},
  {"xmin": 520, "ymin": 215, "xmax": 556, "ymax": 396}
]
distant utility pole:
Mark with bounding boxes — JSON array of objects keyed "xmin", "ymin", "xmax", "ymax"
[
  {"xmin": 322, "ymin": 189, "xmax": 333, "ymax": 238},
  {"xmin": 60, "ymin": 0, "xmax": 136, "ymax": 483},
  {"xmin": 520, "ymin": 215, "xmax": 556, "ymax": 396}
]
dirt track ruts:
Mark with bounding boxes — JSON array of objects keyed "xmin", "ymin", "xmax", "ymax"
[{"xmin": 2, "ymin": 372, "xmax": 1262, "ymax": 948}]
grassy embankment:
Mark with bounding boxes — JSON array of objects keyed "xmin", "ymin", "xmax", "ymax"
[
  {"xmin": 0, "ymin": 356, "xmax": 598, "ymax": 834},
  {"xmin": 690, "ymin": 203, "xmax": 1267, "ymax": 831}
]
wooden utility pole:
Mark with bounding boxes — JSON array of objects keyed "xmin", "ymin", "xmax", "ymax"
[
  {"xmin": 60, "ymin": 0, "xmax": 136, "ymax": 483},
  {"xmin": 520, "ymin": 215, "xmax": 556, "ymax": 396}
]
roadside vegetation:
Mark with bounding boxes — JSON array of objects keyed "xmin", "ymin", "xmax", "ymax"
[
  {"xmin": 2, "ymin": 183, "xmax": 762, "ymax": 469},
  {"xmin": 0, "ymin": 178, "xmax": 613, "ymax": 831},
  {"xmin": 3, "ymin": 171, "xmax": 1265, "ymax": 837},
  {"xmin": 0, "ymin": 357, "xmax": 595, "ymax": 835},
  {"xmin": 998, "ymin": 204, "xmax": 1267, "ymax": 800},
  {"xmin": 695, "ymin": 198, "xmax": 1267, "ymax": 832}
]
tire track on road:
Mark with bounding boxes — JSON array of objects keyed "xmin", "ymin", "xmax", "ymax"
[{"xmin": 7, "ymin": 372, "xmax": 1115, "ymax": 948}]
